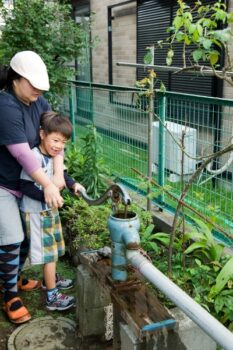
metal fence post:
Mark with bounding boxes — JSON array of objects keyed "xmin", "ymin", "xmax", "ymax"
[
  {"xmin": 147, "ymin": 46, "xmax": 155, "ymax": 211},
  {"xmin": 158, "ymin": 94, "xmax": 166, "ymax": 205},
  {"xmin": 69, "ymin": 85, "xmax": 76, "ymax": 143}
]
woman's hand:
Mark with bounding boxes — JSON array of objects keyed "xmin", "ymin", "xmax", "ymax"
[{"xmin": 44, "ymin": 182, "xmax": 64, "ymax": 208}]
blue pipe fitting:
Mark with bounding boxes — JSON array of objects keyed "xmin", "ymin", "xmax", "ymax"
[{"xmin": 108, "ymin": 211, "xmax": 140, "ymax": 281}]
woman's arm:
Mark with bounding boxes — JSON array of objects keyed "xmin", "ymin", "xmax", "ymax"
[
  {"xmin": 7, "ymin": 143, "xmax": 63, "ymax": 208},
  {"xmin": 30, "ymin": 167, "xmax": 63, "ymax": 208}
]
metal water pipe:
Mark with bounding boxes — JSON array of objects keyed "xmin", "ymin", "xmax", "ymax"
[
  {"xmin": 108, "ymin": 211, "xmax": 140, "ymax": 281},
  {"xmin": 79, "ymin": 183, "xmax": 140, "ymax": 281}
]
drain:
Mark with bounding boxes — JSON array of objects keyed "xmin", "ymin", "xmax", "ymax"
[{"xmin": 8, "ymin": 316, "xmax": 78, "ymax": 350}]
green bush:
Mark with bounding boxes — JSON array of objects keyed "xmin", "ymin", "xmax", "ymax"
[
  {"xmin": 60, "ymin": 195, "xmax": 112, "ymax": 253},
  {"xmin": 0, "ymin": 0, "xmax": 85, "ymax": 106},
  {"xmin": 65, "ymin": 126, "xmax": 110, "ymax": 198}
]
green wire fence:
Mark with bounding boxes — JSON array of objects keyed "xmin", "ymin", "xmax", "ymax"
[{"xmin": 61, "ymin": 80, "xmax": 233, "ymax": 245}]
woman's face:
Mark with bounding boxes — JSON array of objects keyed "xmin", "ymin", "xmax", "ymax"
[{"xmin": 13, "ymin": 77, "xmax": 43, "ymax": 105}]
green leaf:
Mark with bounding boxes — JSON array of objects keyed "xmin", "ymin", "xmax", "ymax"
[
  {"xmin": 188, "ymin": 24, "xmax": 196, "ymax": 34},
  {"xmin": 209, "ymin": 244, "xmax": 224, "ymax": 262},
  {"xmin": 144, "ymin": 50, "xmax": 153, "ymax": 65},
  {"xmin": 159, "ymin": 82, "xmax": 166, "ymax": 93},
  {"xmin": 184, "ymin": 230, "xmax": 205, "ymax": 241},
  {"xmin": 166, "ymin": 57, "xmax": 173, "ymax": 66},
  {"xmin": 193, "ymin": 49, "xmax": 203, "ymax": 62},
  {"xmin": 184, "ymin": 35, "xmax": 191, "ymax": 45},
  {"xmin": 151, "ymin": 232, "xmax": 170, "ymax": 245},
  {"xmin": 176, "ymin": 31, "xmax": 185, "ymax": 42},
  {"xmin": 148, "ymin": 242, "xmax": 160, "ymax": 253},
  {"xmin": 203, "ymin": 18, "xmax": 212, "ymax": 28},
  {"xmin": 197, "ymin": 23, "xmax": 203, "ymax": 36},
  {"xmin": 209, "ymin": 51, "xmax": 220, "ymax": 66},
  {"xmin": 209, "ymin": 257, "xmax": 233, "ymax": 299},
  {"xmin": 202, "ymin": 39, "xmax": 212, "ymax": 50},
  {"xmin": 167, "ymin": 49, "xmax": 174, "ymax": 58},
  {"xmin": 214, "ymin": 295, "xmax": 225, "ymax": 314},
  {"xmin": 173, "ymin": 16, "xmax": 183, "ymax": 30},
  {"xmin": 184, "ymin": 241, "xmax": 207, "ymax": 255}
]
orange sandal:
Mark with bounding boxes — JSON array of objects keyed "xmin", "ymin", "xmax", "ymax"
[
  {"xmin": 17, "ymin": 277, "xmax": 41, "ymax": 291},
  {"xmin": 3, "ymin": 297, "xmax": 31, "ymax": 324}
]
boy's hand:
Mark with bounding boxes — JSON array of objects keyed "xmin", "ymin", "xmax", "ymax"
[{"xmin": 72, "ymin": 183, "xmax": 86, "ymax": 196}]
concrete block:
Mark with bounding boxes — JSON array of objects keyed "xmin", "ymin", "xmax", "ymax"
[
  {"xmin": 120, "ymin": 323, "xmax": 141, "ymax": 350},
  {"xmin": 77, "ymin": 264, "xmax": 111, "ymax": 308},
  {"xmin": 77, "ymin": 264, "xmax": 112, "ymax": 337},
  {"xmin": 119, "ymin": 307, "xmax": 217, "ymax": 350},
  {"xmin": 79, "ymin": 305, "xmax": 107, "ymax": 337},
  {"xmin": 170, "ymin": 307, "xmax": 217, "ymax": 350}
]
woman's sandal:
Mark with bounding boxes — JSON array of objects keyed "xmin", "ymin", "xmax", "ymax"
[
  {"xmin": 17, "ymin": 277, "xmax": 41, "ymax": 291},
  {"xmin": 3, "ymin": 297, "xmax": 31, "ymax": 324}
]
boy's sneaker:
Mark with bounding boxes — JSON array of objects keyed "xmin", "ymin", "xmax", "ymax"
[
  {"xmin": 56, "ymin": 273, "xmax": 73, "ymax": 290},
  {"xmin": 46, "ymin": 291, "xmax": 75, "ymax": 311},
  {"xmin": 41, "ymin": 273, "xmax": 74, "ymax": 291}
]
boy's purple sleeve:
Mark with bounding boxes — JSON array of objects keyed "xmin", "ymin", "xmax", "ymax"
[{"xmin": 6, "ymin": 143, "xmax": 40, "ymax": 175}]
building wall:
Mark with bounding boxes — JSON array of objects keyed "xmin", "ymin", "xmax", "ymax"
[
  {"xmin": 91, "ymin": 0, "xmax": 136, "ymax": 86},
  {"xmin": 91, "ymin": 0, "xmax": 233, "ymax": 100},
  {"xmin": 86, "ymin": 1, "xmax": 232, "ymax": 181}
]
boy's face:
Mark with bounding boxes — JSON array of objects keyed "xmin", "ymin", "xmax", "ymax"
[{"xmin": 39, "ymin": 130, "xmax": 68, "ymax": 157}]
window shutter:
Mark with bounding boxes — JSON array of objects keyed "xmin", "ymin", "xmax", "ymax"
[{"xmin": 137, "ymin": 0, "xmax": 223, "ymax": 97}]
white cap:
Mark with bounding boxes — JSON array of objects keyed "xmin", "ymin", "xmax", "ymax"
[{"xmin": 10, "ymin": 51, "xmax": 50, "ymax": 91}]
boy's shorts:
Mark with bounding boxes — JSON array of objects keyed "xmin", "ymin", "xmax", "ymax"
[{"xmin": 21, "ymin": 208, "xmax": 65, "ymax": 265}]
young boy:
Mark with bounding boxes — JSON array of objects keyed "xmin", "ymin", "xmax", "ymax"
[{"xmin": 20, "ymin": 111, "xmax": 84, "ymax": 311}]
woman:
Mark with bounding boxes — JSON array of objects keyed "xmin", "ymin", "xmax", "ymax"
[{"xmin": 0, "ymin": 51, "xmax": 65, "ymax": 324}]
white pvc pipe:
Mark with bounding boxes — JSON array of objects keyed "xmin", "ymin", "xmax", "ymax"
[
  {"xmin": 206, "ymin": 137, "xmax": 233, "ymax": 176},
  {"xmin": 127, "ymin": 250, "xmax": 233, "ymax": 350}
]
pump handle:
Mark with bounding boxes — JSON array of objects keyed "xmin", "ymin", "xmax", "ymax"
[{"xmin": 77, "ymin": 184, "xmax": 131, "ymax": 206}]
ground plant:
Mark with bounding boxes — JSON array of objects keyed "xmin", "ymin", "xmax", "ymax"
[
  {"xmin": 60, "ymin": 195, "xmax": 112, "ymax": 255},
  {"xmin": 140, "ymin": 219, "xmax": 233, "ymax": 331},
  {"xmin": 65, "ymin": 125, "xmax": 110, "ymax": 198}
]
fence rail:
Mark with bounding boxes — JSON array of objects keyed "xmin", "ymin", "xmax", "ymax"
[{"xmin": 61, "ymin": 80, "xmax": 233, "ymax": 245}]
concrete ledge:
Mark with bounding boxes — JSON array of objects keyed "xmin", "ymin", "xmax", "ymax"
[{"xmin": 170, "ymin": 307, "xmax": 217, "ymax": 350}]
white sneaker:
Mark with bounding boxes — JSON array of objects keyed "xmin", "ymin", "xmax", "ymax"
[
  {"xmin": 42, "ymin": 273, "xmax": 74, "ymax": 291},
  {"xmin": 46, "ymin": 291, "xmax": 75, "ymax": 311}
]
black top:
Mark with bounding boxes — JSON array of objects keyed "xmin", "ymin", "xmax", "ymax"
[{"xmin": 0, "ymin": 91, "xmax": 51, "ymax": 190}]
